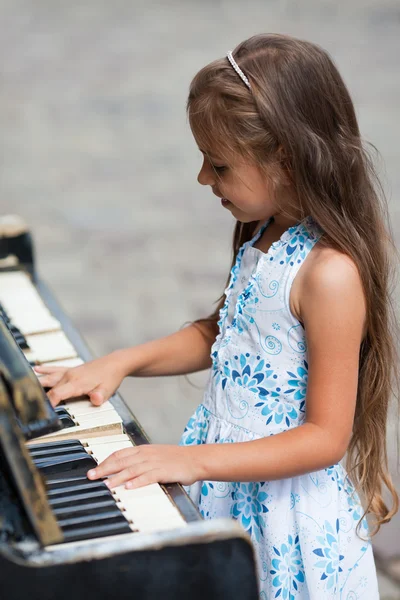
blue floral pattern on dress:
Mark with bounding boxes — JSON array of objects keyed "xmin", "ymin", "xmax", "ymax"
[
  {"xmin": 343, "ymin": 478, "xmax": 364, "ymax": 523},
  {"xmin": 313, "ymin": 520, "xmax": 344, "ymax": 592},
  {"xmin": 212, "ymin": 352, "xmax": 277, "ymax": 398},
  {"xmin": 282, "ymin": 233, "xmax": 307, "ymax": 265},
  {"xmin": 231, "ymin": 482, "xmax": 269, "ymax": 542},
  {"xmin": 255, "ymin": 394, "xmax": 301, "ymax": 428},
  {"xmin": 232, "ymin": 286, "xmax": 259, "ymax": 334},
  {"xmin": 285, "ymin": 360, "xmax": 308, "ymax": 408},
  {"xmin": 254, "ymin": 361, "xmax": 308, "ymax": 428},
  {"xmin": 270, "ymin": 534, "xmax": 305, "ymax": 599},
  {"xmin": 326, "ymin": 464, "xmax": 345, "ymax": 491},
  {"xmin": 180, "ymin": 413, "xmax": 208, "ymax": 445}
]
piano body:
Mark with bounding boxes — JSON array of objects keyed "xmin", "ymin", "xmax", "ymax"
[{"xmin": 0, "ymin": 216, "xmax": 259, "ymax": 600}]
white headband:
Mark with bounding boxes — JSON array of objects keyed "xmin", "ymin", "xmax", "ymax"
[{"xmin": 226, "ymin": 51, "xmax": 251, "ymax": 90}]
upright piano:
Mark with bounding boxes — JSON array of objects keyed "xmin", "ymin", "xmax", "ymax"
[{"xmin": 0, "ymin": 215, "xmax": 259, "ymax": 600}]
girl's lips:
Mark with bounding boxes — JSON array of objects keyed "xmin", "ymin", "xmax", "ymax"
[{"xmin": 221, "ymin": 198, "xmax": 231, "ymax": 206}]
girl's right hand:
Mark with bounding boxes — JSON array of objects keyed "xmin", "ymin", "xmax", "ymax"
[{"xmin": 34, "ymin": 353, "xmax": 126, "ymax": 407}]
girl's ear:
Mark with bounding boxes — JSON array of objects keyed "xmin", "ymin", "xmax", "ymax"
[
  {"xmin": 280, "ymin": 168, "xmax": 292, "ymax": 188},
  {"xmin": 276, "ymin": 145, "xmax": 292, "ymax": 187}
]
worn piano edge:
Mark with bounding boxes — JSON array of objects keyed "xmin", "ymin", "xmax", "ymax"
[
  {"xmin": 27, "ymin": 518, "xmax": 256, "ymax": 566},
  {"xmin": 34, "ymin": 275, "xmax": 201, "ymax": 524}
]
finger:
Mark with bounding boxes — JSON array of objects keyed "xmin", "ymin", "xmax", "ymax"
[
  {"xmin": 34, "ymin": 366, "xmax": 67, "ymax": 374},
  {"xmin": 87, "ymin": 448, "xmax": 141, "ymax": 480},
  {"xmin": 125, "ymin": 469, "xmax": 161, "ymax": 490},
  {"xmin": 47, "ymin": 382, "xmax": 78, "ymax": 407},
  {"xmin": 103, "ymin": 464, "xmax": 150, "ymax": 489},
  {"xmin": 36, "ymin": 372, "xmax": 66, "ymax": 389},
  {"xmin": 88, "ymin": 385, "xmax": 109, "ymax": 406}
]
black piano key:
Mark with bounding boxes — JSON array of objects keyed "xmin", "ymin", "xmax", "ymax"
[
  {"xmin": 48, "ymin": 489, "xmax": 114, "ymax": 508},
  {"xmin": 29, "ymin": 444, "xmax": 84, "ymax": 458},
  {"xmin": 54, "ymin": 408, "xmax": 77, "ymax": 423},
  {"xmin": 28, "ymin": 439, "xmax": 84, "ymax": 452},
  {"xmin": 54, "ymin": 408, "xmax": 70, "ymax": 417},
  {"xmin": 47, "ymin": 481, "xmax": 107, "ymax": 497},
  {"xmin": 58, "ymin": 510, "xmax": 126, "ymax": 529},
  {"xmin": 52, "ymin": 499, "xmax": 119, "ymax": 517},
  {"xmin": 33, "ymin": 447, "xmax": 88, "ymax": 465},
  {"xmin": 35, "ymin": 453, "xmax": 97, "ymax": 476},
  {"xmin": 46, "ymin": 474, "xmax": 93, "ymax": 488},
  {"xmin": 62, "ymin": 521, "xmax": 132, "ymax": 542},
  {"xmin": 13, "ymin": 333, "xmax": 29, "ymax": 350},
  {"xmin": 57, "ymin": 414, "xmax": 77, "ymax": 429}
]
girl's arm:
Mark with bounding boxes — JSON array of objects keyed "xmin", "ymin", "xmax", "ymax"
[
  {"xmin": 89, "ymin": 250, "xmax": 367, "ymax": 489},
  {"xmin": 35, "ymin": 319, "xmax": 218, "ymax": 406},
  {"xmin": 115, "ymin": 320, "xmax": 218, "ymax": 377}
]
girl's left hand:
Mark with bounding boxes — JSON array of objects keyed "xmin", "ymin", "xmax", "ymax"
[{"xmin": 87, "ymin": 444, "xmax": 201, "ymax": 490}]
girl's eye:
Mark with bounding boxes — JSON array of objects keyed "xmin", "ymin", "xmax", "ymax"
[{"xmin": 212, "ymin": 164, "xmax": 227, "ymax": 173}]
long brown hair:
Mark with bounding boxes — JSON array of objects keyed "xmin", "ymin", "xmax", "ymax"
[{"xmin": 187, "ymin": 33, "xmax": 399, "ymax": 535}]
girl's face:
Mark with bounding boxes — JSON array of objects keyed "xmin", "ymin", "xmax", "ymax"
[{"xmin": 197, "ymin": 149, "xmax": 293, "ymax": 224}]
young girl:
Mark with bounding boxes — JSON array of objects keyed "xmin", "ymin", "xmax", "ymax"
[{"xmin": 35, "ymin": 33, "xmax": 399, "ymax": 599}]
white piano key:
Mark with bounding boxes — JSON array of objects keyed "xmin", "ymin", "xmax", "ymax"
[
  {"xmin": 8, "ymin": 308, "xmax": 60, "ymax": 336},
  {"xmin": 0, "ymin": 270, "xmax": 61, "ymax": 335},
  {"xmin": 87, "ymin": 441, "xmax": 133, "ymax": 460},
  {"xmin": 115, "ymin": 490, "xmax": 183, "ymax": 518},
  {"xmin": 115, "ymin": 492, "xmax": 186, "ymax": 531},
  {"xmin": 116, "ymin": 499, "xmax": 184, "ymax": 525},
  {"xmin": 115, "ymin": 483, "xmax": 175, "ymax": 505},
  {"xmin": 113, "ymin": 482, "xmax": 163, "ymax": 499},
  {"xmin": 65, "ymin": 399, "xmax": 120, "ymax": 417},
  {"xmin": 82, "ymin": 434, "xmax": 133, "ymax": 445},
  {"xmin": 73, "ymin": 412, "xmax": 123, "ymax": 428},
  {"xmin": 25, "ymin": 330, "xmax": 78, "ymax": 364}
]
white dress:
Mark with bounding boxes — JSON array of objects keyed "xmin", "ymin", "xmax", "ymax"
[{"xmin": 179, "ymin": 215, "xmax": 379, "ymax": 599}]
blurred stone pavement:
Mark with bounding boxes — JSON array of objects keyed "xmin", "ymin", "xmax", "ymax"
[{"xmin": 0, "ymin": 0, "xmax": 399, "ymax": 596}]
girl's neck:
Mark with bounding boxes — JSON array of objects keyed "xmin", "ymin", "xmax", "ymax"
[{"xmin": 271, "ymin": 211, "xmax": 304, "ymax": 230}]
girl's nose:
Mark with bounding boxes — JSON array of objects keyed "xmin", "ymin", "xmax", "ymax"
[{"xmin": 197, "ymin": 158, "xmax": 216, "ymax": 186}]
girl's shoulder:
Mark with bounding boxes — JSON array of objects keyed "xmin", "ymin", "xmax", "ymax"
[{"xmin": 292, "ymin": 242, "xmax": 367, "ymax": 339}]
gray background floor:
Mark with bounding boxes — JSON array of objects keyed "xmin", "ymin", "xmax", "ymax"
[{"xmin": 1, "ymin": 0, "xmax": 399, "ymax": 596}]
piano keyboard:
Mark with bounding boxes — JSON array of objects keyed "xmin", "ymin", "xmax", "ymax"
[
  {"xmin": 0, "ymin": 274, "xmax": 125, "ymax": 440},
  {"xmin": 0, "ymin": 265, "xmax": 194, "ymax": 546},
  {"xmin": 0, "ymin": 269, "xmax": 125, "ymax": 442},
  {"xmin": 29, "ymin": 433, "xmax": 186, "ymax": 546}
]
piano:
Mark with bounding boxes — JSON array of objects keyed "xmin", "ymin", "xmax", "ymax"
[{"xmin": 0, "ymin": 215, "xmax": 259, "ymax": 600}]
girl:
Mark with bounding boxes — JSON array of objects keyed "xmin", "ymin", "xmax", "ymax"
[{"xmin": 35, "ymin": 34, "xmax": 399, "ymax": 599}]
